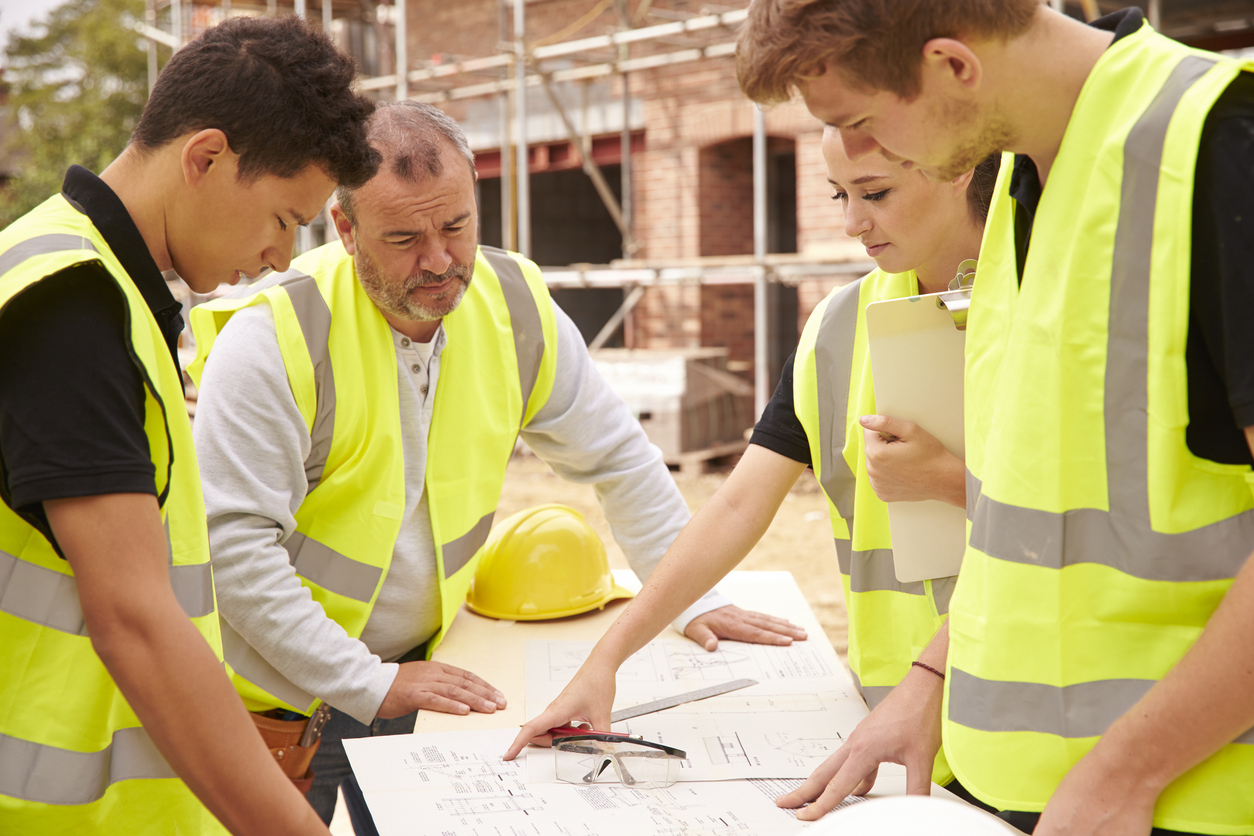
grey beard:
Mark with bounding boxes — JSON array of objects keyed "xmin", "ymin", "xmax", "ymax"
[{"xmin": 357, "ymin": 256, "xmax": 473, "ymax": 322}]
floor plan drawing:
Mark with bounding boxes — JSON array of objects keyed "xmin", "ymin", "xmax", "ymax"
[{"xmin": 345, "ymin": 729, "xmax": 809, "ymax": 836}]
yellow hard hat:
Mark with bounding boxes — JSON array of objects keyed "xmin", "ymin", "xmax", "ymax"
[{"xmin": 466, "ymin": 504, "xmax": 635, "ymax": 621}]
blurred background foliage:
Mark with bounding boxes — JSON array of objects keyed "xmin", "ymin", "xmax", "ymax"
[{"xmin": 1, "ymin": 0, "xmax": 163, "ymax": 227}]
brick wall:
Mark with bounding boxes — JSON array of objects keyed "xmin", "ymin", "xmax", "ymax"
[
  {"xmin": 700, "ymin": 284, "xmax": 755, "ymax": 368},
  {"xmin": 631, "ymin": 284, "xmax": 702, "ymax": 350},
  {"xmin": 403, "ymin": 0, "xmax": 861, "ymax": 396},
  {"xmin": 698, "ymin": 139, "xmax": 754, "ymax": 257}
]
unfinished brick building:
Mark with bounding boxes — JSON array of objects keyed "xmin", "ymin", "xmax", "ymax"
[{"xmin": 151, "ymin": 0, "xmax": 1254, "ymax": 453}]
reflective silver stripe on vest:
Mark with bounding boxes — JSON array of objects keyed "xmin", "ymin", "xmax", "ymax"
[
  {"xmin": 272, "ymin": 272, "xmax": 337, "ymax": 493},
  {"xmin": 834, "ymin": 539, "xmax": 955, "ymax": 610},
  {"xmin": 967, "ymin": 55, "xmax": 1254, "ymax": 583},
  {"xmin": 948, "ymin": 668, "xmax": 1254, "ymax": 744},
  {"xmin": 0, "ymin": 233, "xmax": 98, "ymax": 281},
  {"xmin": 481, "ymin": 246, "xmax": 545, "ymax": 426},
  {"xmin": 848, "ymin": 669, "xmax": 892, "ymax": 710},
  {"xmin": 220, "ymin": 617, "xmax": 317, "ymax": 710},
  {"xmin": 169, "ymin": 563, "xmax": 216, "ymax": 619},
  {"xmin": 813, "ymin": 279, "xmax": 862, "ymax": 520},
  {"xmin": 442, "ymin": 511, "xmax": 495, "ymax": 579},
  {"xmin": 269, "ymin": 251, "xmax": 548, "ymax": 594},
  {"xmin": 0, "ymin": 549, "xmax": 214, "ymax": 635},
  {"xmin": 282, "ymin": 531, "xmax": 382, "ymax": 603},
  {"xmin": 965, "ymin": 470, "xmax": 981, "ymax": 523},
  {"xmin": 956, "ymin": 56, "xmax": 1254, "ymax": 742},
  {"xmin": 0, "ymin": 726, "xmax": 174, "ymax": 805},
  {"xmin": 838, "ymin": 540, "xmax": 923, "ymax": 597}
]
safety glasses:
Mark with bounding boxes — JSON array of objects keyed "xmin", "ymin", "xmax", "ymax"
[{"xmin": 552, "ymin": 731, "xmax": 687, "ymax": 789}]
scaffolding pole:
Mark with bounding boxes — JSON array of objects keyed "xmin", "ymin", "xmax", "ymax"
[
  {"xmin": 145, "ymin": 0, "xmax": 158, "ymax": 92},
  {"xmin": 171, "ymin": 0, "xmax": 183, "ymax": 47},
  {"xmin": 395, "ymin": 0, "xmax": 408, "ymax": 100},
  {"xmin": 514, "ymin": 0, "xmax": 530, "ymax": 256},
  {"xmin": 538, "ymin": 75, "xmax": 636, "ymax": 253},
  {"xmin": 499, "ymin": 0, "xmax": 513, "ymax": 251},
  {"xmin": 752, "ymin": 107, "xmax": 769, "ymax": 419},
  {"xmin": 620, "ymin": 69, "xmax": 633, "ymax": 260},
  {"xmin": 357, "ymin": 9, "xmax": 744, "ymax": 92}
]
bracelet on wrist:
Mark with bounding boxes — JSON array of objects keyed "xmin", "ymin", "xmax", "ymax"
[{"xmin": 911, "ymin": 660, "xmax": 945, "ymax": 680}]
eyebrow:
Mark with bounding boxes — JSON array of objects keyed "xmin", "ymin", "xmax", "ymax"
[
  {"xmin": 288, "ymin": 210, "xmax": 311, "ymax": 226},
  {"xmin": 827, "ymin": 175, "xmax": 888, "ymax": 187},
  {"xmin": 381, "ymin": 212, "xmax": 474, "ymax": 239}
]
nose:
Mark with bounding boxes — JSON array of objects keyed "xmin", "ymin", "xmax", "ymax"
[
  {"xmin": 416, "ymin": 237, "xmax": 453, "ymax": 276},
  {"xmin": 266, "ymin": 245, "xmax": 293, "ymax": 275},
  {"xmin": 264, "ymin": 228, "xmax": 296, "ymax": 274},
  {"xmin": 841, "ymin": 128, "xmax": 880, "ymax": 162},
  {"xmin": 844, "ymin": 199, "xmax": 871, "ymax": 240}
]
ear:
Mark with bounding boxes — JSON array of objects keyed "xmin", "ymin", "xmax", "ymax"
[
  {"xmin": 920, "ymin": 37, "xmax": 982, "ymax": 93},
  {"xmin": 329, "ymin": 203, "xmax": 357, "ymax": 255},
  {"xmin": 950, "ymin": 166, "xmax": 975, "ymax": 196},
  {"xmin": 180, "ymin": 129, "xmax": 233, "ymax": 187}
]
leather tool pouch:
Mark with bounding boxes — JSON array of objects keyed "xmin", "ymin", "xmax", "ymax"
[{"xmin": 250, "ymin": 704, "xmax": 331, "ymax": 794}]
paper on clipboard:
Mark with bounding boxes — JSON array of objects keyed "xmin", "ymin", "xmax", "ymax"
[{"xmin": 864, "ymin": 292, "xmax": 966, "ymax": 583}]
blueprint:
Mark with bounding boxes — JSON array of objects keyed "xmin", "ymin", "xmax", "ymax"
[
  {"xmin": 532, "ymin": 640, "xmax": 839, "ymax": 695},
  {"xmin": 525, "ymin": 640, "xmax": 869, "ymax": 783},
  {"xmin": 345, "ymin": 728, "xmax": 808, "ymax": 836}
]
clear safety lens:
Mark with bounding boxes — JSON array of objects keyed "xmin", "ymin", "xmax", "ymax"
[{"xmin": 553, "ymin": 735, "xmax": 685, "ymax": 789}]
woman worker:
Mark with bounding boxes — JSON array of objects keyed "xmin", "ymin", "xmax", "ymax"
[{"xmin": 505, "ymin": 126, "xmax": 1000, "ymax": 820}]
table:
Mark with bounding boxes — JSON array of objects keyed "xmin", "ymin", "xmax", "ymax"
[{"xmin": 335, "ymin": 571, "xmax": 964, "ymax": 835}]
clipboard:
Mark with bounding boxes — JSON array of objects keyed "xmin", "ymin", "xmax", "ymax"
[{"xmin": 864, "ymin": 281, "xmax": 969, "ymax": 584}]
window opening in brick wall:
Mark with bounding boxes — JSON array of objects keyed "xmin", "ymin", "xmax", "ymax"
[{"xmin": 477, "ymin": 165, "xmax": 623, "ymax": 265}]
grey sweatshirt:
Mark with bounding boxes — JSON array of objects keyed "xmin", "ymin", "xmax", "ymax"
[{"xmin": 193, "ymin": 297, "xmax": 729, "ymax": 724}]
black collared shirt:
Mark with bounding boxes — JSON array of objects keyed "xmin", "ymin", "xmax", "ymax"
[
  {"xmin": 0, "ymin": 166, "xmax": 185, "ymax": 548},
  {"xmin": 1012, "ymin": 8, "xmax": 1254, "ymax": 466},
  {"xmin": 754, "ymin": 9, "xmax": 1254, "ymax": 470}
]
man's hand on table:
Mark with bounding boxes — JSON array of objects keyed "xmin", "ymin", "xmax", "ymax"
[
  {"xmin": 502, "ymin": 666, "xmax": 618, "ymax": 761},
  {"xmin": 860, "ymin": 414, "xmax": 966, "ymax": 508},
  {"xmin": 376, "ymin": 660, "xmax": 507, "ymax": 719},
  {"xmin": 775, "ymin": 664, "xmax": 945, "ymax": 821},
  {"xmin": 683, "ymin": 604, "xmax": 808, "ymax": 651}
]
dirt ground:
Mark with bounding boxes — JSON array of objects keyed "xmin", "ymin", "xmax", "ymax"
[{"xmin": 495, "ymin": 452, "xmax": 850, "ymax": 659}]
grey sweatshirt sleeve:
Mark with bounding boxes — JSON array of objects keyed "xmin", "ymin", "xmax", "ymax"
[
  {"xmin": 193, "ymin": 304, "xmax": 398, "ymax": 724},
  {"xmin": 520, "ymin": 306, "xmax": 732, "ymax": 632}
]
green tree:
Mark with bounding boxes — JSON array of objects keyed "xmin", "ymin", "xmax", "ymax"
[{"xmin": 1, "ymin": 0, "xmax": 163, "ymax": 227}]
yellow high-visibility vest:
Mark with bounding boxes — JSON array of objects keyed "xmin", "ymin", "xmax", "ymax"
[
  {"xmin": 0, "ymin": 195, "xmax": 224, "ymax": 834},
  {"xmin": 945, "ymin": 20, "xmax": 1254, "ymax": 832},
  {"xmin": 190, "ymin": 242, "xmax": 558, "ymax": 714},
  {"xmin": 794, "ymin": 269, "xmax": 955, "ymax": 785}
]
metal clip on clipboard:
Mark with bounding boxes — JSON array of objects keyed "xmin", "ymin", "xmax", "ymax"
[{"xmin": 936, "ymin": 258, "xmax": 978, "ymax": 330}]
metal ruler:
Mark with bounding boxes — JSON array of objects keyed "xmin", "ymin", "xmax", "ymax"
[{"xmin": 610, "ymin": 678, "xmax": 758, "ymax": 723}]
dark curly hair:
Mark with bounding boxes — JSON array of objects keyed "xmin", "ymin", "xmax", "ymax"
[{"xmin": 131, "ymin": 15, "xmax": 379, "ymax": 188}]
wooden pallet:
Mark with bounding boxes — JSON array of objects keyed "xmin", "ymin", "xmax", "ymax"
[{"xmin": 664, "ymin": 439, "xmax": 750, "ymax": 476}]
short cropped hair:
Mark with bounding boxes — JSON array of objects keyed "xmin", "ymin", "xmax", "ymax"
[
  {"xmin": 967, "ymin": 153, "xmax": 1001, "ymax": 224},
  {"xmin": 738, "ymin": 0, "xmax": 1038, "ymax": 104},
  {"xmin": 131, "ymin": 15, "xmax": 379, "ymax": 188},
  {"xmin": 336, "ymin": 101, "xmax": 476, "ymax": 226}
]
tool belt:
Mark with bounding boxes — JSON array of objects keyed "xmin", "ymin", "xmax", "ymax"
[{"xmin": 250, "ymin": 703, "xmax": 332, "ymax": 794}]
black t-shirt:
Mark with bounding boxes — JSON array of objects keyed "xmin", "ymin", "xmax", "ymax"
[
  {"xmin": 754, "ymin": 9, "xmax": 1254, "ymax": 468},
  {"xmin": 0, "ymin": 165, "xmax": 185, "ymax": 549}
]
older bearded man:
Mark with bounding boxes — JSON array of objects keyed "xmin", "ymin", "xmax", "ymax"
[{"xmin": 187, "ymin": 100, "xmax": 806, "ymax": 827}]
